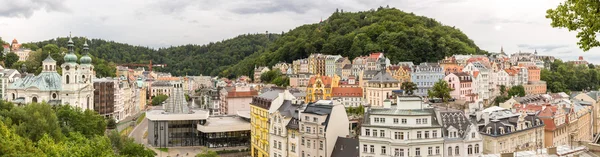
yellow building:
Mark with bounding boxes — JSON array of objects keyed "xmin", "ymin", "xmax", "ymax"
[
  {"xmin": 305, "ymin": 74, "xmax": 339, "ymax": 103},
  {"xmin": 387, "ymin": 65, "xmax": 411, "ymax": 84},
  {"xmin": 251, "ymin": 95, "xmax": 272, "ymax": 157}
]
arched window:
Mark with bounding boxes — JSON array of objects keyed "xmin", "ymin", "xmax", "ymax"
[
  {"xmin": 66, "ymin": 75, "xmax": 70, "ymax": 84},
  {"xmin": 12, "ymin": 93, "xmax": 15, "ymax": 100},
  {"xmin": 475, "ymin": 144, "xmax": 480, "ymax": 154},
  {"xmin": 468, "ymin": 145, "xmax": 473, "ymax": 154},
  {"xmin": 32, "ymin": 97, "xmax": 38, "ymax": 103},
  {"xmin": 455, "ymin": 146, "xmax": 459, "ymax": 155},
  {"xmin": 448, "ymin": 147, "xmax": 452, "ymax": 156}
]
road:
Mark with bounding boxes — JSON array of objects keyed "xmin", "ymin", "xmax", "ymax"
[{"xmin": 130, "ymin": 114, "xmax": 148, "ymax": 145}]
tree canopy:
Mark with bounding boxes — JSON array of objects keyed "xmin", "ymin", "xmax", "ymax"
[
  {"xmin": 507, "ymin": 85, "xmax": 526, "ymax": 97},
  {"xmin": 428, "ymin": 79, "xmax": 453, "ymax": 103},
  {"xmin": 0, "ymin": 101, "xmax": 155, "ymax": 156},
  {"xmin": 546, "ymin": 0, "xmax": 600, "ymax": 51},
  {"xmin": 151, "ymin": 94, "xmax": 169, "ymax": 106},
  {"xmin": 541, "ymin": 59, "xmax": 600, "ymax": 93},
  {"xmin": 401, "ymin": 82, "xmax": 418, "ymax": 95}
]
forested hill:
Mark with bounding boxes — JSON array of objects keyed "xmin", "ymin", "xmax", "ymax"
[
  {"xmin": 28, "ymin": 34, "xmax": 279, "ymax": 76},
  {"xmin": 27, "ymin": 7, "xmax": 485, "ymax": 77},
  {"xmin": 222, "ymin": 7, "xmax": 487, "ymax": 77}
]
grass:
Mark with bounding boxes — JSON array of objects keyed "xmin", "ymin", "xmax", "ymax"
[
  {"xmin": 136, "ymin": 113, "xmax": 146, "ymax": 125},
  {"xmin": 156, "ymin": 148, "xmax": 169, "ymax": 152},
  {"xmin": 120, "ymin": 126, "xmax": 133, "ymax": 136}
]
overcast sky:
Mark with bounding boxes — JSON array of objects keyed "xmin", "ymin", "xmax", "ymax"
[{"xmin": 1, "ymin": 0, "xmax": 599, "ymax": 63}]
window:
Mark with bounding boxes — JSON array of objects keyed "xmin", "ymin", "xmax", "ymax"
[
  {"xmin": 415, "ymin": 148, "xmax": 421, "ymax": 156},
  {"xmin": 455, "ymin": 146, "xmax": 460, "ymax": 155},
  {"xmin": 432, "ymin": 130, "xmax": 437, "ymax": 138},
  {"xmin": 395, "ymin": 132, "xmax": 404, "ymax": 140},
  {"xmin": 370, "ymin": 145, "xmax": 375, "ymax": 153},
  {"xmin": 422, "ymin": 118, "xmax": 427, "ymax": 124},
  {"xmin": 381, "ymin": 146, "xmax": 387, "ymax": 155},
  {"xmin": 305, "ymin": 116, "xmax": 309, "ymax": 121},
  {"xmin": 380, "ymin": 130, "xmax": 385, "ymax": 137},
  {"xmin": 468, "ymin": 145, "xmax": 473, "ymax": 154},
  {"xmin": 302, "ymin": 137, "xmax": 305, "ymax": 145},
  {"xmin": 471, "ymin": 132, "xmax": 476, "ymax": 138},
  {"xmin": 448, "ymin": 147, "xmax": 452, "ymax": 156},
  {"xmin": 273, "ymin": 140, "xmax": 277, "ymax": 148},
  {"xmin": 417, "ymin": 131, "xmax": 422, "ymax": 139},
  {"xmin": 436, "ymin": 146, "xmax": 440, "ymax": 154},
  {"xmin": 307, "ymin": 140, "xmax": 311, "ymax": 148},
  {"xmin": 278, "ymin": 142, "xmax": 282, "ymax": 150},
  {"xmin": 319, "ymin": 141, "xmax": 323, "ymax": 150},
  {"xmin": 475, "ymin": 144, "xmax": 480, "ymax": 154},
  {"xmin": 292, "ymin": 144, "xmax": 296, "ymax": 152},
  {"xmin": 363, "ymin": 145, "xmax": 367, "ymax": 152},
  {"xmin": 292, "ymin": 132, "xmax": 295, "ymax": 138},
  {"xmin": 424, "ymin": 131, "xmax": 429, "ymax": 138},
  {"xmin": 373, "ymin": 130, "xmax": 378, "ymax": 137},
  {"xmin": 401, "ymin": 119, "xmax": 407, "ymax": 124},
  {"xmin": 416, "ymin": 119, "xmax": 422, "ymax": 124},
  {"xmin": 375, "ymin": 117, "xmax": 380, "ymax": 123},
  {"xmin": 365, "ymin": 129, "xmax": 370, "ymax": 136},
  {"xmin": 319, "ymin": 127, "xmax": 323, "ymax": 134},
  {"xmin": 381, "ymin": 118, "xmax": 386, "ymax": 123},
  {"xmin": 394, "ymin": 118, "xmax": 399, "ymax": 124},
  {"xmin": 302, "ymin": 151, "xmax": 305, "ymax": 157},
  {"xmin": 428, "ymin": 147, "xmax": 433, "ymax": 155},
  {"xmin": 399, "ymin": 149, "xmax": 404, "ymax": 157},
  {"xmin": 306, "ymin": 127, "xmax": 310, "ymax": 133},
  {"xmin": 313, "ymin": 117, "xmax": 318, "ymax": 122}
]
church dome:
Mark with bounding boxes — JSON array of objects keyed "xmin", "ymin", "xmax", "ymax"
[
  {"xmin": 80, "ymin": 55, "xmax": 92, "ymax": 64},
  {"xmin": 80, "ymin": 40, "xmax": 92, "ymax": 64},
  {"xmin": 64, "ymin": 36, "xmax": 78, "ymax": 63}
]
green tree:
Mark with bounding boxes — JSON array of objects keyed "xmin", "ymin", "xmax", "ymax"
[
  {"xmin": 5, "ymin": 52, "xmax": 19, "ymax": 68},
  {"xmin": 11, "ymin": 103, "xmax": 64, "ymax": 142},
  {"xmin": 427, "ymin": 79, "xmax": 453, "ymax": 103},
  {"xmin": 401, "ymin": 82, "xmax": 418, "ymax": 95},
  {"xmin": 260, "ymin": 70, "xmax": 281, "ymax": 83},
  {"xmin": 152, "ymin": 94, "xmax": 169, "ymax": 106},
  {"xmin": 546, "ymin": 0, "xmax": 600, "ymax": 51},
  {"xmin": 106, "ymin": 118, "xmax": 117, "ymax": 129},
  {"xmin": 55, "ymin": 105, "xmax": 107, "ymax": 138},
  {"xmin": 508, "ymin": 85, "xmax": 526, "ymax": 97}
]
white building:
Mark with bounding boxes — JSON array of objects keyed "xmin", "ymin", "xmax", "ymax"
[
  {"xmin": 299, "ymin": 100, "xmax": 349, "ymax": 157},
  {"xmin": 360, "ymin": 96, "xmax": 444, "ymax": 157},
  {"xmin": 0, "ymin": 68, "xmax": 20, "ymax": 100},
  {"xmin": 7, "ymin": 37, "xmax": 95, "ymax": 111},
  {"xmin": 438, "ymin": 110, "xmax": 483, "ymax": 157},
  {"xmin": 463, "ymin": 62, "xmax": 493, "ymax": 103},
  {"xmin": 269, "ymin": 99, "xmax": 303, "ymax": 157}
]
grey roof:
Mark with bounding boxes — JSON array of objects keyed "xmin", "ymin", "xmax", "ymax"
[
  {"xmin": 342, "ymin": 64, "xmax": 352, "ymax": 69},
  {"xmin": 362, "ymin": 70, "xmax": 379, "ymax": 80},
  {"xmin": 286, "ymin": 117, "xmax": 300, "ymax": 130},
  {"xmin": 368, "ymin": 70, "xmax": 399, "ymax": 83},
  {"xmin": 303, "ymin": 104, "xmax": 333, "ymax": 130},
  {"xmin": 9, "ymin": 71, "xmax": 62, "ymax": 91},
  {"xmin": 257, "ymin": 89, "xmax": 282, "ymax": 100},
  {"xmin": 586, "ymin": 91, "xmax": 600, "ymax": 101},
  {"xmin": 331, "ymin": 137, "xmax": 359, "ymax": 157},
  {"xmin": 43, "ymin": 55, "xmax": 56, "ymax": 63},
  {"xmin": 278, "ymin": 100, "xmax": 302, "ymax": 118},
  {"xmin": 440, "ymin": 111, "xmax": 472, "ymax": 139},
  {"xmin": 151, "ymin": 81, "xmax": 172, "ymax": 87}
]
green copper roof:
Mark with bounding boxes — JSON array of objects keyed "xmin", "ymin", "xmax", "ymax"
[
  {"xmin": 43, "ymin": 55, "xmax": 56, "ymax": 63},
  {"xmin": 80, "ymin": 40, "xmax": 92, "ymax": 64},
  {"xmin": 8, "ymin": 72, "xmax": 62, "ymax": 91}
]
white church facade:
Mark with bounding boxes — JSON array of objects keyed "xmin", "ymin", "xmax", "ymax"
[{"xmin": 7, "ymin": 36, "xmax": 95, "ymax": 111}]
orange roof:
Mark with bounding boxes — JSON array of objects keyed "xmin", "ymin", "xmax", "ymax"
[
  {"xmin": 514, "ymin": 104, "xmax": 543, "ymax": 112},
  {"xmin": 331, "ymin": 87, "xmax": 363, "ymax": 97},
  {"xmin": 387, "ymin": 65, "xmax": 400, "ymax": 70},
  {"xmin": 472, "ymin": 71, "xmax": 480, "ymax": 78},
  {"xmin": 308, "ymin": 75, "xmax": 332, "ymax": 88},
  {"xmin": 369, "ymin": 52, "xmax": 382, "ymax": 59},
  {"xmin": 444, "ymin": 64, "xmax": 464, "ymax": 72},
  {"xmin": 504, "ymin": 68, "xmax": 518, "ymax": 76},
  {"xmin": 157, "ymin": 77, "xmax": 181, "ymax": 81},
  {"xmin": 541, "ymin": 118, "xmax": 556, "ymax": 131},
  {"xmin": 537, "ymin": 105, "xmax": 557, "ymax": 117},
  {"xmin": 227, "ymin": 90, "xmax": 258, "ymax": 98}
]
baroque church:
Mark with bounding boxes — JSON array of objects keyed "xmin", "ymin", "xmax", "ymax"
[{"xmin": 7, "ymin": 35, "xmax": 95, "ymax": 110}]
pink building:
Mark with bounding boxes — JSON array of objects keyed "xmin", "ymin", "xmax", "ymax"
[
  {"xmin": 444, "ymin": 72, "xmax": 473, "ymax": 100},
  {"xmin": 225, "ymin": 86, "xmax": 258, "ymax": 115}
]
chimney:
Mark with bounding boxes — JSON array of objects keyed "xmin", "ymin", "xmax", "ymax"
[
  {"xmin": 483, "ymin": 112, "xmax": 490, "ymax": 125},
  {"xmin": 383, "ymin": 99, "xmax": 392, "ymax": 109}
]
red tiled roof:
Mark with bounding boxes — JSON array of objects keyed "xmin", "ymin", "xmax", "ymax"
[
  {"xmin": 369, "ymin": 52, "xmax": 382, "ymax": 59},
  {"xmin": 505, "ymin": 69, "xmax": 518, "ymax": 76},
  {"xmin": 387, "ymin": 65, "xmax": 400, "ymax": 70},
  {"xmin": 227, "ymin": 90, "xmax": 258, "ymax": 98},
  {"xmin": 308, "ymin": 75, "xmax": 332, "ymax": 87},
  {"xmin": 541, "ymin": 118, "xmax": 556, "ymax": 131},
  {"xmin": 157, "ymin": 77, "xmax": 181, "ymax": 81},
  {"xmin": 473, "ymin": 71, "xmax": 480, "ymax": 78},
  {"xmin": 332, "ymin": 87, "xmax": 363, "ymax": 97}
]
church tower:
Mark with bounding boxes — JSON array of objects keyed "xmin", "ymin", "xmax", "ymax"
[
  {"xmin": 42, "ymin": 55, "xmax": 57, "ymax": 73},
  {"xmin": 79, "ymin": 39, "xmax": 94, "ymax": 84},
  {"xmin": 61, "ymin": 35, "xmax": 81, "ymax": 91}
]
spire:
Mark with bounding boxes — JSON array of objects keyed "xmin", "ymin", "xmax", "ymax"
[
  {"xmin": 500, "ymin": 46, "xmax": 504, "ymax": 54},
  {"xmin": 83, "ymin": 39, "xmax": 89, "ymax": 54},
  {"xmin": 67, "ymin": 34, "xmax": 74, "ymax": 53}
]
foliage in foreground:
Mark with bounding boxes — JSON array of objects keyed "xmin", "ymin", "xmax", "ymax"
[
  {"xmin": 0, "ymin": 101, "xmax": 155, "ymax": 156},
  {"xmin": 546, "ymin": 0, "xmax": 600, "ymax": 51},
  {"xmin": 541, "ymin": 60, "xmax": 600, "ymax": 93}
]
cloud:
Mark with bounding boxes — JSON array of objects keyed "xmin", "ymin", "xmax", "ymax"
[
  {"xmin": 517, "ymin": 44, "xmax": 571, "ymax": 52},
  {"xmin": 229, "ymin": 1, "xmax": 314, "ymax": 14},
  {"xmin": 0, "ymin": 0, "xmax": 70, "ymax": 18}
]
